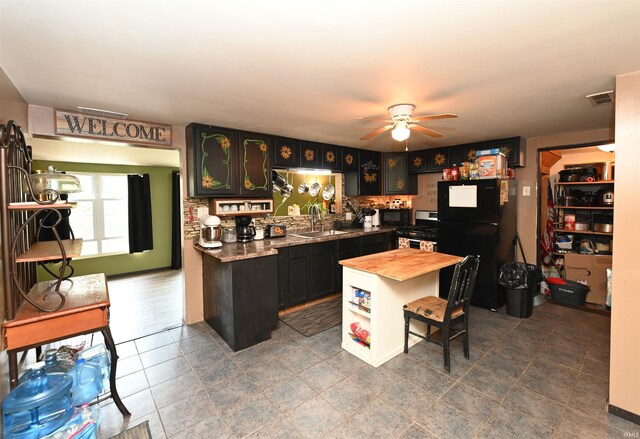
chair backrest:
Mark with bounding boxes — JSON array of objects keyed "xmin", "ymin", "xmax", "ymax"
[{"xmin": 445, "ymin": 255, "xmax": 480, "ymax": 318}]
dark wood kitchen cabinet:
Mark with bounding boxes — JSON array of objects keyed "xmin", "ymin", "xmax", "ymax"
[
  {"xmin": 238, "ymin": 131, "xmax": 272, "ymax": 197},
  {"xmin": 449, "ymin": 143, "xmax": 478, "ymax": 167},
  {"xmin": 346, "ymin": 149, "xmax": 382, "ymax": 196},
  {"xmin": 336, "ymin": 237, "xmax": 360, "ymax": 291},
  {"xmin": 408, "ymin": 149, "xmax": 427, "ymax": 174},
  {"xmin": 273, "ymin": 136, "xmax": 299, "ymax": 168},
  {"xmin": 278, "ymin": 245, "xmax": 311, "ymax": 309},
  {"xmin": 299, "ymin": 140, "xmax": 320, "ymax": 168},
  {"xmin": 426, "ymin": 147, "xmax": 450, "ymax": 173},
  {"xmin": 321, "ymin": 144, "xmax": 343, "ymax": 171},
  {"xmin": 186, "ymin": 123, "xmax": 239, "ymax": 196},
  {"xmin": 361, "ymin": 233, "xmax": 388, "ymax": 256},
  {"xmin": 342, "ymin": 147, "xmax": 358, "ymax": 172},
  {"xmin": 384, "ymin": 152, "xmax": 417, "ymax": 195},
  {"xmin": 309, "ymin": 241, "xmax": 338, "ymax": 300}
]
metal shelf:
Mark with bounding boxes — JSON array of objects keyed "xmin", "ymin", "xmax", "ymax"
[
  {"xmin": 556, "ymin": 180, "xmax": 614, "ymax": 185},
  {"xmin": 555, "ymin": 206, "xmax": 613, "ymax": 210},
  {"xmin": 553, "ymin": 229, "xmax": 613, "ymax": 236}
]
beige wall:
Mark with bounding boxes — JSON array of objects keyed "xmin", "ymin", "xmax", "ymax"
[
  {"xmin": 609, "ymin": 71, "xmax": 640, "ymax": 416},
  {"xmin": 0, "ymin": 66, "xmax": 28, "ymax": 402}
]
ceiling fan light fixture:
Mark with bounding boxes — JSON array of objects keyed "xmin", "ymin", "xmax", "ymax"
[
  {"xmin": 391, "ymin": 122, "xmax": 410, "ymax": 141},
  {"xmin": 596, "ymin": 143, "xmax": 615, "ymax": 152}
]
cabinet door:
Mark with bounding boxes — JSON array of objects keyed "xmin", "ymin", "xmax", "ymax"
[
  {"xmin": 337, "ymin": 237, "xmax": 360, "ymax": 291},
  {"xmin": 489, "ymin": 136, "xmax": 526, "ymax": 168},
  {"xmin": 342, "ymin": 147, "xmax": 358, "ymax": 172},
  {"xmin": 299, "ymin": 140, "xmax": 319, "ymax": 167},
  {"xmin": 309, "ymin": 241, "xmax": 337, "ymax": 299},
  {"xmin": 358, "ymin": 150, "xmax": 382, "ymax": 195},
  {"xmin": 361, "ymin": 233, "xmax": 387, "ymax": 256},
  {"xmin": 186, "ymin": 123, "xmax": 239, "ymax": 196},
  {"xmin": 277, "ymin": 247, "xmax": 290, "ymax": 309},
  {"xmin": 321, "ymin": 144, "xmax": 343, "ymax": 171},
  {"xmin": 273, "ymin": 137, "xmax": 299, "ymax": 168},
  {"xmin": 408, "ymin": 149, "xmax": 427, "ymax": 174},
  {"xmin": 289, "ymin": 245, "xmax": 310, "ymax": 306},
  {"xmin": 384, "ymin": 152, "xmax": 410, "ymax": 195},
  {"xmin": 426, "ymin": 147, "xmax": 450, "ymax": 173},
  {"xmin": 238, "ymin": 131, "xmax": 272, "ymax": 197},
  {"xmin": 449, "ymin": 143, "xmax": 478, "ymax": 167}
]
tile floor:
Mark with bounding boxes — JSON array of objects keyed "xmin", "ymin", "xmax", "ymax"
[{"xmin": 100, "ymin": 303, "xmax": 639, "ymax": 438}]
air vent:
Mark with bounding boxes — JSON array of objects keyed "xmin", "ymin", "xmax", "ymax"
[
  {"xmin": 586, "ymin": 91, "xmax": 614, "ymax": 106},
  {"xmin": 77, "ymin": 106, "xmax": 128, "ymax": 119}
]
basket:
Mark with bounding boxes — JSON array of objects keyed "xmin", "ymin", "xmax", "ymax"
[
  {"xmin": 546, "ymin": 277, "xmax": 589, "ymax": 306},
  {"xmin": 555, "ymin": 235, "xmax": 573, "ymax": 250}
]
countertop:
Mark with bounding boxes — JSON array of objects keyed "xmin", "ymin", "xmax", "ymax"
[
  {"xmin": 194, "ymin": 226, "xmax": 397, "ymax": 262},
  {"xmin": 339, "ymin": 248, "xmax": 463, "ymax": 282}
]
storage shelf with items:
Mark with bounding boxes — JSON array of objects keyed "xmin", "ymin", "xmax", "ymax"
[{"xmin": 209, "ymin": 198, "xmax": 274, "ymax": 216}]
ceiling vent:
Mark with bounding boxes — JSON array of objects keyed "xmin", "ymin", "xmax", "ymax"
[
  {"xmin": 77, "ymin": 106, "xmax": 128, "ymax": 119},
  {"xmin": 586, "ymin": 91, "xmax": 614, "ymax": 106}
]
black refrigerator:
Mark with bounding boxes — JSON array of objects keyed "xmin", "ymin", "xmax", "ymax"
[{"xmin": 437, "ymin": 179, "xmax": 517, "ymax": 310}]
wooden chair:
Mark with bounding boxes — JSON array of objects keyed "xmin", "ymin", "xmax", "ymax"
[{"xmin": 403, "ymin": 255, "xmax": 480, "ymax": 373}]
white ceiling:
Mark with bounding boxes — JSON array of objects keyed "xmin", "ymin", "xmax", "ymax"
[{"xmin": 2, "ymin": 1, "xmax": 639, "ymax": 153}]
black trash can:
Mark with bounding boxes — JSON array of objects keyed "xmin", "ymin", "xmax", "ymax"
[{"xmin": 504, "ymin": 285, "xmax": 534, "ymax": 318}]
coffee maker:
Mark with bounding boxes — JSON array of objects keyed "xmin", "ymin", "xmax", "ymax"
[
  {"xmin": 199, "ymin": 215, "xmax": 222, "ymax": 248},
  {"xmin": 235, "ymin": 216, "xmax": 256, "ymax": 243}
]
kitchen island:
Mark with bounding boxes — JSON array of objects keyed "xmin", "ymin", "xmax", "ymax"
[
  {"xmin": 340, "ymin": 248, "xmax": 462, "ymax": 367},
  {"xmin": 195, "ymin": 227, "xmax": 397, "ymax": 351}
]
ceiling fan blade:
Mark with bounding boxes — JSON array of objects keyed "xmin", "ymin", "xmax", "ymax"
[
  {"xmin": 360, "ymin": 124, "xmax": 393, "ymax": 140},
  {"xmin": 410, "ymin": 125, "xmax": 443, "ymax": 138},
  {"xmin": 411, "ymin": 113, "xmax": 458, "ymax": 121}
]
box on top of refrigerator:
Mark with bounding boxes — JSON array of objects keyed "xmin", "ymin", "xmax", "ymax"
[
  {"xmin": 476, "ymin": 148, "xmax": 501, "ymax": 157},
  {"xmin": 476, "ymin": 153, "xmax": 506, "ymax": 179}
]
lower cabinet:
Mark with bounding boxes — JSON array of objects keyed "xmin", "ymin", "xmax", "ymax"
[
  {"xmin": 309, "ymin": 241, "xmax": 338, "ymax": 300},
  {"xmin": 361, "ymin": 233, "xmax": 388, "ymax": 256}
]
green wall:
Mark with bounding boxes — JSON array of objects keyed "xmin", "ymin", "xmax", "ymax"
[
  {"xmin": 33, "ymin": 160, "xmax": 179, "ymax": 278},
  {"xmin": 272, "ymin": 172, "xmax": 335, "ymax": 216}
]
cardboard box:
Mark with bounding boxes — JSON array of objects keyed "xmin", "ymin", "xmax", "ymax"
[
  {"xmin": 564, "ymin": 254, "xmax": 612, "ymax": 305},
  {"xmin": 476, "ymin": 153, "xmax": 506, "ymax": 179},
  {"xmin": 476, "ymin": 147, "xmax": 501, "ymax": 156}
]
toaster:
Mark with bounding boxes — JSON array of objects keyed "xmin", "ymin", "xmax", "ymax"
[{"xmin": 265, "ymin": 224, "xmax": 287, "ymax": 238}]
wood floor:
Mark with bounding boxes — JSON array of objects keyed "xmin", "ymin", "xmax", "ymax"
[{"xmin": 107, "ymin": 269, "xmax": 184, "ymax": 343}]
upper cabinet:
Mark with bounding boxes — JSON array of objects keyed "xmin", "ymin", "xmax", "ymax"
[
  {"xmin": 273, "ymin": 136, "xmax": 299, "ymax": 168},
  {"xmin": 408, "ymin": 149, "xmax": 427, "ymax": 174},
  {"xmin": 187, "ymin": 123, "xmax": 239, "ymax": 197},
  {"xmin": 492, "ymin": 136, "xmax": 526, "ymax": 168},
  {"xmin": 426, "ymin": 147, "xmax": 450, "ymax": 173},
  {"xmin": 355, "ymin": 150, "xmax": 382, "ymax": 195},
  {"xmin": 238, "ymin": 131, "xmax": 272, "ymax": 197},
  {"xmin": 342, "ymin": 147, "xmax": 358, "ymax": 172},
  {"xmin": 384, "ymin": 152, "xmax": 417, "ymax": 195},
  {"xmin": 299, "ymin": 140, "xmax": 320, "ymax": 168},
  {"xmin": 321, "ymin": 144, "xmax": 343, "ymax": 171}
]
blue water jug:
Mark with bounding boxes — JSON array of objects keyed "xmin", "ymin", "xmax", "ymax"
[
  {"xmin": 70, "ymin": 359, "xmax": 103, "ymax": 407},
  {"xmin": 18, "ymin": 350, "xmax": 75, "ymax": 384},
  {"xmin": 75, "ymin": 344, "xmax": 110, "ymax": 393},
  {"xmin": 2, "ymin": 364, "xmax": 73, "ymax": 439},
  {"xmin": 42, "ymin": 405, "xmax": 102, "ymax": 439}
]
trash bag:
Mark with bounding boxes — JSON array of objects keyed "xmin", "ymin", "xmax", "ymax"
[{"xmin": 499, "ymin": 262, "xmax": 540, "ymax": 289}]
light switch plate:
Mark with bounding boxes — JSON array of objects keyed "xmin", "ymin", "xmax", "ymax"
[
  {"xmin": 197, "ymin": 206, "xmax": 209, "ymax": 218},
  {"xmin": 522, "ymin": 186, "xmax": 531, "ymax": 196},
  {"xmin": 346, "ymin": 212, "xmax": 353, "ymax": 220}
]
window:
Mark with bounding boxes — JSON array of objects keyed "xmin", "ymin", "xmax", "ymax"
[{"xmin": 68, "ymin": 173, "xmax": 129, "ymax": 257}]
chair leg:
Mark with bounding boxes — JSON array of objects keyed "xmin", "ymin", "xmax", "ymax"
[
  {"xmin": 463, "ymin": 319, "xmax": 470, "ymax": 360},
  {"xmin": 442, "ymin": 327, "xmax": 450, "ymax": 373},
  {"xmin": 404, "ymin": 316, "xmax": 410, "ymax": 354}
]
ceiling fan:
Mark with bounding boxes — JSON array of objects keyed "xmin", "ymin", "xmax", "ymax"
[{"xmin": 360, "ymin": 103, "xmax": 457, "ymax": 141}]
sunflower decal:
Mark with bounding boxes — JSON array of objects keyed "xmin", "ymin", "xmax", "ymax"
[
  {"xmin": 500, "ymin": 146, "xmax": 511, "ymax": 157},
  {"xmin": 467, "ymin": 149, "xmax": 477, "ymax": 161},
  {"xmin": 395, "ymin": 179, "xmax": 405, "ymax": 190},
  {"xmin": 201, "ymin": 175, "xmax": 214, "ymax": 189},
  {"xmin": 413, "ymin": 156, "xmax": 423, "ymax": 168},
  {"xmin": 304, "ymin": 149, "xmax": 315, "ymax": 162},
  {"xmin": 280, "ymin": 145, "xmax": 292, "ymax": 160},
  {"xmin": 325, "ymin": 151, "xmax": 335, "ymax": 163},
  {"xmin": 434, "ymin": 153, "xmax": 446, "ymax": 166},
  {"xmin": 244, "ymin": 178, "xmax": 254, "ymax": 190},
  {"xmin": 218, "ymin": 136, "xmax": 231, "ymax": 149},
  {"xmin": 345, "ymin": 154, "xmax": 354, "ymax": 166},
  {"xmin": 363, "ymin": 171, "xmax": 377, "ymax": 183},
  {"xmin": 387, "ymin": 158, "xmax": 398, "ymax": 168},
  {"xmin": 258, "ymin": 141, "xmax": 268, "ymax": 153}
]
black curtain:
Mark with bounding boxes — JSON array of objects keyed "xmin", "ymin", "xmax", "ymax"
[
  {"xmin": 170, "ymin": 170, "xmax": 182, "ymax": 269},
  {"xmin": 128, "ymin": 174, "xmax": 153, "ymax": 253}
]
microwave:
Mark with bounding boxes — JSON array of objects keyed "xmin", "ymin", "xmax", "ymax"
[{"xmin": 379, "ymin": 208, "xmax": 412, "ymax": 226}]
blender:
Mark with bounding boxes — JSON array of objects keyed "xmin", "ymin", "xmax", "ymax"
[{"xmin": 199, "ymin": 215, "xmax": 223, "ymax": 248}]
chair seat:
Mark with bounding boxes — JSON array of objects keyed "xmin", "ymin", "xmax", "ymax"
[{"xmin": 403, "ymin": 296, "xmax": 464, "ymax": 322}]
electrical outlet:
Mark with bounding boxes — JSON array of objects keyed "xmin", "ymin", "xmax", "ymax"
[
  {"xmin": 523, "ymin": 186, "xmax": 531, "ymax": 197},
  {"xmin": 197, "ymin": 206, "xmax": 209, "ymax": 218},
  {"xmin": 346, "ymin": 212, "xmax": 353, "ymax": 220}
]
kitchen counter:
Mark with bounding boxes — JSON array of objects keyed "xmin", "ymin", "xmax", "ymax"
[
  {"xmin": 340, "ymin": 248, "xmax": 463, "ymax": 282},
  {"xmin": 194, "ymin": 226, "xmax": 397, "ymax": 262}
]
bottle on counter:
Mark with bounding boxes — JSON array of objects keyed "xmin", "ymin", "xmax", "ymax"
[{"xmin": 451, "ymin": 164, "xmax": 460, "ymax": 181}]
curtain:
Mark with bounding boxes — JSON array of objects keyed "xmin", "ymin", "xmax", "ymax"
[
  {"xmin": 170, "ymin": 170, "xmax": 182, "ymax": 269},
  {"xmin": 128, "ymin": 174, "xmax": 153, "ymax": 253}
]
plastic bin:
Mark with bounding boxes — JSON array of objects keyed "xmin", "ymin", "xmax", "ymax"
[
  {"xmin": 504, "ymin": 285, "xmax": 534, "ymax": 318},
  {"xmin": 546, "ymin": 277, "xmax": 589, "ymax": 306}
]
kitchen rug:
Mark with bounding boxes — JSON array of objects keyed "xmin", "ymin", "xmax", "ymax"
[
  {"xmin": 109, "ymin": 421, "xmax": 152, "ymax": 439},
  {"xmin": 280, "ymin": 297, "xmax": 342, "ymax": 337}
]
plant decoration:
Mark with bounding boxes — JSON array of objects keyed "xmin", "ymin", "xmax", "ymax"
[
  {"xmin": 500, "ymin": 145, "xmax": 511, "ymax": 157},
  {"xmin": 243, "ymin": 140, "xmax": 269, "ymax": 191},
  {"xmin": 363, "ymin": 170, "xmax": 377, "ymax": 183},
  {"xmin": 395, "ymin": 178, "xmax": 405, "ymax": 190},
  {"xmin": 200, "ymin": 133, "xmax": 231, "ymax": 189},
  {"xmin": 466, "ymin": 149, "xmax": 477, "ymax": 161},
  {"xmin": 434, "ymin": 152, "xmax": 446, "ymax": 166},
  {"xmin": 413, "ymin": 156, "xmax": 423, "ymax": 168},
  {"xmin": 325, "ymin": 151, "xmax": 335, "ymax": 163},
  {"xmin": 345, "ymin": 153, "xmax": 354, "ymax": 166},
  {"xmin": 387, "ymin": 158, "xmax": 398, "ymax": 168},
  {"xmin": 280, "ymin": 145, "xmax": 292, "ymax": 160},
  {"xmin": 304, "ymin": 148, "xmax": 315, "ymax": 162}
]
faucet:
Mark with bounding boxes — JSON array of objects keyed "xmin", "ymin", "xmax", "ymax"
[{"xmin": 310, "ymin": 204, "xmax": 321, "ymax": 232}]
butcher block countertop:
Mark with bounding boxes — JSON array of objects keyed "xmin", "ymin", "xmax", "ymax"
[{"xmin": 339, "ymin": 248, "xmax": 463, "ymax": 282}]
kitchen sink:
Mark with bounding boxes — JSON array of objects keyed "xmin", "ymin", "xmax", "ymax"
[{"xmin": 289, "ymin": 230, "xmax": 349, "ymax": 239}]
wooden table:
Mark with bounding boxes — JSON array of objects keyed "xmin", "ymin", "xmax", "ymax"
[
  {"xmin": 2, "ymin": 274, "xmax": 130, "ymax": 416},
  {"xmin": 340, "ymin": 249, "xmax": 462, "ymax": 367}
]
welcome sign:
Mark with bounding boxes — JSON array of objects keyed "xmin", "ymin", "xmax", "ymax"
[{"xmin": 54, "ymin": 109, "xmax": 172, "ymax": 147}]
